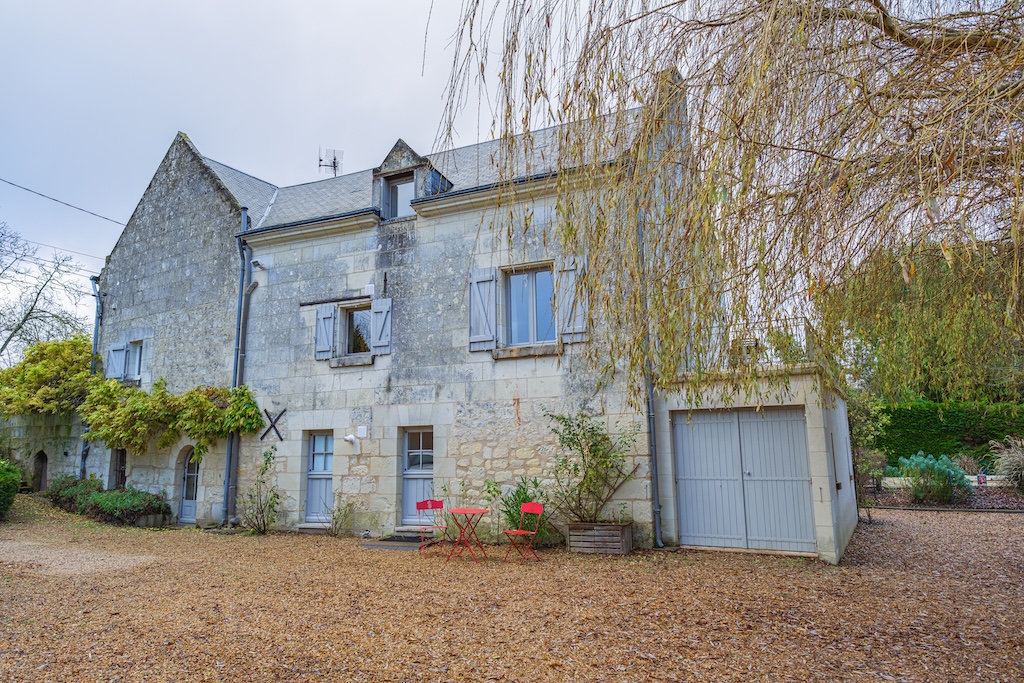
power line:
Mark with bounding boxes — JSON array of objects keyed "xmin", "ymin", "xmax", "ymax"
[
  {"xmin": 22, "ymin": 239, "xmax": 104, "ymax": 261},
  {"xmin": 0, "ymin": 176, "xmax": 125, "ymax": 226}
]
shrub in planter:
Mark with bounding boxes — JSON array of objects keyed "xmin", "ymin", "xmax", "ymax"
[
  {"xmin": 46, "ymin": 475, "xmax": 103, "ymax": 513},
  {"xmin": 547, "ymin": 410, "xmax": 640, "ymax": 554},
  {"xmin": 85, "ymin": 487, "xmax": 171, "ymax": 525},
  {"xmin": 990, "ymin": 436, "xmax": 1024, "ymax": 492},
  {"xmin": 897, "ymin": 452, "xmax": 971, "ymax": 504},
  {"xmin": 0, "ymin": 458, "xmax": 21, "ymax": 520},
  {"xmin": 547, "ymin": 409, "xmax": 640, "ymax": 523}
]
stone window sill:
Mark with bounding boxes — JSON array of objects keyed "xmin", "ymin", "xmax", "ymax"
[
  {"xmin": 492, "ymin": 343, "xmax": 560, "ymax": 360},
  {"xmin": 329, "ymin": 354, "xmax": 375, "ymax": 368}
]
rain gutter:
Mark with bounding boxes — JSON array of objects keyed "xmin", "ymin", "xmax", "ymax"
[
  {"xmin": 80, "ymin": 275, "xmax": 101, "ymax": 479},
  {"xmin": 223, "ymin": 207, "xmax": 253, "ymax": 526}
]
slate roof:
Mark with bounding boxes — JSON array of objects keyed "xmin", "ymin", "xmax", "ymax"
[
  {"xmin": 208, "ymin": 112, "xmax": 640, "ymax": 233},
  {"xmin": 203, "ymin": 159, "xmax": 278, "ymax": 225}
]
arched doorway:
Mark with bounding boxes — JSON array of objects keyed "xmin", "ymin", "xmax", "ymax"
[
  {"xmin": 32, "ymin": 451, "xmax": 48, "ymax": 493},
  {"xmin": 179, "ymin": 447, "xmax": 199, "ymax": 524}
]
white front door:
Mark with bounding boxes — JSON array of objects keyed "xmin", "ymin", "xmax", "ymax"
[
  {"xmin": 402, "ymin": 430, "xmax": 434, "ymax": 525},
  {"xmin": 305, "ymin": 433, "xmax": 334, "ymax": 523},
  {"xmin": 180, "ymin": 452, "xmax": 199, "ymax": 524}
]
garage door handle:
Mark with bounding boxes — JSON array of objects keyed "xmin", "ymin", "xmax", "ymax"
[{"xmin": 744, "ymin": 471, "xmax": 752, "ymax": 476}]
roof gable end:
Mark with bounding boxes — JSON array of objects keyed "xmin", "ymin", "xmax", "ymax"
[{"xmin": 376, "ymin": 138, "xmax": 428, "ymax": 176}]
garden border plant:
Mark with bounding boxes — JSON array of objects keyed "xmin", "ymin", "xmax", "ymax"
[
  {"xmin": 237, "ymin": 446, "xmax": 280, "ymax": 534},
  {"xmin": 0, "ymin": 458, "xmax": 21, "ymax": 520},
  {"xmin": 45, "ymin": 475, "xmax": 170, "ymax": 525},
  {"xmin": 897, "ymin": 451, "xmax": 972, "ymax": 505}
]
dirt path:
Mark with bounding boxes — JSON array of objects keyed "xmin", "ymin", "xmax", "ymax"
[{"xmin": 2, "ymin": 495, "xmax": 1022, "ymax": 682}]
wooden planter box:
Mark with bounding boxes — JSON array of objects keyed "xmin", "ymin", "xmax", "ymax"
[{"xmin": 567, "ymin": 522, "xmax": 633, "ymax": 554}]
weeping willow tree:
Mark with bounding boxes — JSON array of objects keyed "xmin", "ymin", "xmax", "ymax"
[{"xmin": 441, "ymin": 0, "xmax": 1024, "ymax": 403}]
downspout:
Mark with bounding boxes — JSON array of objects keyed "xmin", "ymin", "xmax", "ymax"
[
  {"xmin": 638, "ymin": 219, "xmax": 665, "ymax": 548},
  {"xmin": 222, "ymin": 207, "xmax": 251, "ymax": 526},
  {"xmin": 80, "ymin": 275, "xmax": 101, "ymax": 479}
]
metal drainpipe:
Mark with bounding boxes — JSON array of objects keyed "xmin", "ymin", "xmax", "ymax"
[
  {"xmin": 637, "ymin": 219, "xmax": 665, "ymax": 548},
  {"xmin": 80, "ymin": 275, "xmax": 101, "ymax": 479},
  {"xmin": 227, "ymin": 248, "xmax": 257, "ymax": 524},
  {"xmin": 222, "ymin": 208, "xmax": 249, "ymax": 526}
]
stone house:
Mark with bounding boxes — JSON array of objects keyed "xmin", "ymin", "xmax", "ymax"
[{"xmin": 88, "ymin": 89, "xmax": 858, "ymax": 562}]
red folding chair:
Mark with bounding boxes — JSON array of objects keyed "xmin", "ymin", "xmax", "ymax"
[
  {"xmin": 416, "ymin": 499, "xmax": 447, "ymax": 556},
  {"xmin": 502, "ymin": 501, "xmax": 543, "ymax": 564}
]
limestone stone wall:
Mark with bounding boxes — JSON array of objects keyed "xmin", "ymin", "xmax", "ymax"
[
  {"xmin": 0, "ymin": 414, "xmax": 85, "ymax": 491},
  {"xmin": 241, "ymin": 189, "xmax": 653, "ymax": 540},
  {"xmin": 89, "ymin": 133, "xmax": 244, "ymax": 524}
]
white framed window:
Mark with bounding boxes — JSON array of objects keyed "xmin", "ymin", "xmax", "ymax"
[
  {"xmin": 506, "ymin": 266, "xmax": 556, "ymax": 346},
  {"xmin": 384, "ymin": 175, "xmax": 415, "ymax": 219}
]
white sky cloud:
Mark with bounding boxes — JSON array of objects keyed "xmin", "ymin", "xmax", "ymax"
[{"xmin": 0, "ymin": 1, "xmax": 486, "ymax": 295}]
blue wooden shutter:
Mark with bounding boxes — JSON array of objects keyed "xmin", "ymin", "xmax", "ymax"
[
  {"xmin": 105, "ymin": 344, "xmax": 127, "ymax": 379},
  {"xmin": 557, "ymin": 257, "xmax": 588, "ymax": 343},
  {"xmin": 371, "ymin": 298, "xmax": 392, "ymax": 355},
  {"xmin": 314, "ymin": 304, "xmax": 335, "ymax": 360},
  {"xmin": 469, "ymin": 267, "xmax": 497, "ymax": 351}
]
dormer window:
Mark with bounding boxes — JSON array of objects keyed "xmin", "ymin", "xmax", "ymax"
[{"xmin": 385, "ymin": 174, "xmax": 415, "ymax": 219}]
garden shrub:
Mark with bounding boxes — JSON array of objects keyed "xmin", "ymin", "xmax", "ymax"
[
  {"xmin": 237, "ymin": 446, "xmax": 280, "ymax": 534},
  {"xmin": 897, "ymin": 451, "xmax": 971, "ymax": 504},
  {"xmin": 486, "ymin": 477, "xmax": 561, "ymax": 547},
  {"xmin": 0, "ymin": 458, "xmax": 21, "ymax": 520},
  {"xmin": 47, "ymin": 475, "xmax": 103, "ymax": 513},
  {"xmin": 990, "ymin": 437, "xmax": 1024, "ymax": 492},
  {"xmin": 85, "ymin": 487, "xmax": 171, "ymax": 525}
]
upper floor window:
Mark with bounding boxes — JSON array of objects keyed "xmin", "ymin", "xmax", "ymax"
[
  {"xmin": 385, "ymin": 175, "xmax": 415, "ymax": 219},
  {"xmin": 105, "ymin": 338, "xmax": 146, "ymax": 383},
  {"xmin": 507, "ymin": 267, "xmax": 556, "ymax": 346},
  {"xmin": 126, "ymin": 340, "xmax": 144, "ymax": 381},
  {"xmin": 314, "ymin": 298, "xmax": 392, "ymax": 363},
  {"xmin": 468, "ymin": 259, "xmax": 587, "ymax": 352},
  {"xmin": 345, "ymin": 305, "xmax": 372, "ymax": 355}
]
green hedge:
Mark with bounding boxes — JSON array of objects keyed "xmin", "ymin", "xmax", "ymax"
[
  {"xmin": 0, "ymin": 459, "xmax": 21, "ymax": 520},
  {"xmin": 85, "ymin": 487, "xmax": 171, "ymax": 525},
  {"xmin": 876, "ymin": 401, "xmax": 1024, "ymax": 468},
  {"xmin": 47, "ymin": 475, "xmax": 104, "ymax": 513},
  {"xmin": 47, "ymin": 476, "xmax": 170, "ymax": 525}
]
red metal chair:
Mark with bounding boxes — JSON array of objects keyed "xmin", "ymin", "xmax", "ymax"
[
  {"xmin": 502, "ymin": 501, "xmax": 543, "ymax": 564},
  {"xmin": 416, "ymin": 499, "xmax": 447, "ymax": 556}
]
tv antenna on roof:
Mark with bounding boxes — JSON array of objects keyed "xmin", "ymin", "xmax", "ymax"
[{"xmin": 319, "ymin": 147, "xmax": 343, "ymax": 177}]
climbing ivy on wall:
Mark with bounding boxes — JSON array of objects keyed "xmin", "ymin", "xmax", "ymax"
[{"xmin": 80, "ymin": 379, "xmax": 263, "ymax": 460}]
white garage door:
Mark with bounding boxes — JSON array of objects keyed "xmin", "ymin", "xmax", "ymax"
[{"xmin": 672, "ymin": 407, "xmax": 816, "ymax": 553}]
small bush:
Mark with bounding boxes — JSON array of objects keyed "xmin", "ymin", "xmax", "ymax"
[
  {"xmin": 0, "ymin": 459, "xmax": 21, "ymax": 520},
  {"xmin": 897, "ymin": 451, "xmax": 971, "ymax": 504},
  {"xmin": 47, "ymin": 475, "xmax": 103, "ymax": 513},
  {"xmin": 487, "ymin": 477, "xmax": 561, "ymax": 547},
  {"xmin": 85, "ymin": 487, "xmax": 171, "ymax": 525},
  {"xmin": 990, "ymin": 437, "xmax": 1024, "ymax": 492},
  {"xmin": 238, "ymin": 447, "xmax": 280, "ymax": 534},
  {"xmin": 327, "ymin": 494, "xmax": 356, "ymax": 537}
]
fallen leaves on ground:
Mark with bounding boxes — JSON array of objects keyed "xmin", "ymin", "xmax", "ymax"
[{"xmin": 1, "ymin": 495, "xmax": 1022, "ymax": 682}]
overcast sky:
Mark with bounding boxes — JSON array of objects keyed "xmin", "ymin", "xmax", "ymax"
[{"xmin": 0, "ymin": 1, "xmax": 486, "ymax": 298}]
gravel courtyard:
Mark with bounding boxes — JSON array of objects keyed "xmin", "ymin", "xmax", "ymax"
[{"xmin": 2, "ymin": 495, "xmax": 1022, "ymax": 682}]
